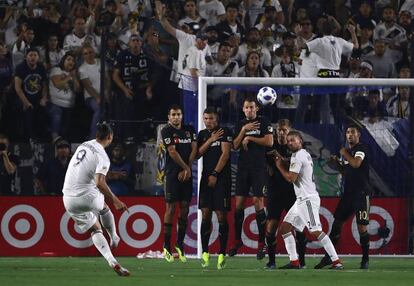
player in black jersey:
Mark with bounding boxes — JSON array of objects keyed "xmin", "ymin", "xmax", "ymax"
[
  {"xmin": 160, "ymin": 105, "xmax": 197, "ymax": 263},
  {"xmin": 112, "ymin": 34, "xmax": 151, "ymax": 141},
  {"xmin": 264, "ymin": 119, "xmax": 306, "ymax": 269},
  {"xmin": 197, "ymin": 107, "xmax": 232, "ymax": 269},
  {"xmin": 315, "ymin": 124, "xmax": 371, "ymax": 269},
  {"xmin": 229, "ymin": 96, "xmax": 273, "ymax": 259}
]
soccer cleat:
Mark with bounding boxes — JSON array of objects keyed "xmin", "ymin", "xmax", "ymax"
[
  {"xmin": 111, "ymin": 263, "xmax": 130, "ymax": 276},
  {"xmin": 330, "ymin": 260, "xmax": 344, "ymax": 270},
  {"xmin": 264, "ymin": 262, "xmax": 276, "ymax": 270},
  {"xmin": 228, "ymin": 240, "xmax": 243, "ymax": 257},
  {"xmin": 109, "ymin": 234, "xmax": 120, "ymax": 249},
  {"xmin": 163, "ymin": 248, "xmax": 174, "ymax": 262},
  {"xmin": 217, "ymin": 254, "xmax": 226, "ymax": 270},
  {"xmin": 256, "ymin": 242, "xmax": 266, "ymax": 260},
  {"xmin": 201, "ymin": 252, "xmax": 210, "ymax": 268},
  {"xmin": 360, "ymin": 260, "xmax": 369, "ymax": 269},
  {"xmin": 314, "ymin": 255, "xmax": 332, "ymax": 269},
  {"xmin": 174, "ymin": 245, "xmax": 187, "ymax": 263},
  {"xmin": 279, "ymin": 260, "xmax": 300, "ymax": 269}
]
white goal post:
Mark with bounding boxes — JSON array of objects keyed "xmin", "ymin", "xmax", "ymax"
[{"xmin": 196, "ymin": 77, "xmax": 414, "ymax": 258}]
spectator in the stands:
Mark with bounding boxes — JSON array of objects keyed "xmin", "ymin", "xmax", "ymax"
[
  {"xmin": 362, "ymin": 89, "xmax": 387, "ymax": 123},
  {"xmin": 48, "ymin": 52, "xmax": 80, "ymax": 142},
  {"xmin": 296, "ymin": 18, "xmax": 317, "ymax": 49},
  {"xmin": 198, "ymin": 0, "xmax": 226, "ymax": 26},
  {"xmin": 386, "ymin": 86, "xmax": 410, "ymax": 119},
  {"xmin": 58, "ymin": 16, "xmax": 72, "ymax": 48},
  {"xmin": 216, "ymin": 3, "xmax": 245, "ymax": 44},
  {"xmin": 107, "ymin": 142, "xmax": 134, "ymax": 196},
  {"xmin": 40, "ymin": 34, "xmax": 66, "ymax": 71},
  {"xmin": 347, "ymin": 50, "xmax": 362, "ymax": 78},
  {"xmin": 255, "ymin": 6, "xmax": 283, "ymax": 52},
  {"xmin": 373, "ymin": 6, "xmax": 407, "ymax": 60},
  {"xmin": 78, "ymin": 45, "xmax": 102, "ymax": 140},
  {"xmin": 178, "ymin": 0, "xmax": 206, "ymax": 29},
  {"xmin": 14, "ymin": 48, "xmax": 48, "ymax": 143},
  {"xmin": 235, "ymin": 27, "xmax": 272, "ymax": 73},
  {"xmin": 0, "ymin": 133, "xmax": 19, "ymax": 196},
  {"xmin": 242, "ymin": 0, "xmax": 283, "ymax": 29},
  {"xmin": 0, "ymin": 42, "xmax": 13, "ymax": 125},
  {"xmin": 12, "ymin": 24, "xmax": 35, "ymax": 69},
  {"xmin": 63, "ymin": 17, "xmax": 98, "ymax": 55},
  {"xmin": 205, "ymin": 26, "xmax": 220, "ymax": 60},
  {"xmin": 363, "ymin": 38, "xmax": 397, "ymax": 78},
  {"xmin": 351, "ymin": 1, "xmax": 377, "ymax": 29},
  {"xmin": 398, "ymin": 10, "xmax": 411, "ymax": 36},
  {"xmin": 359, "ymin": 20, "xmax": 375, "ymax": 57},
  {"xmin": 34, "ymin": 139, "xmax": 71, "ymax": 195}
]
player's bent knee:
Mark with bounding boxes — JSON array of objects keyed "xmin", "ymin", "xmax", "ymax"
[{"xmin": 279, "ymin": 222, "xmax": 292, "ymax": 235}]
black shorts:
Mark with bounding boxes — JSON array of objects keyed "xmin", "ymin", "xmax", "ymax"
[
  {"xmin": 266, "ymin": 182, "xmax": 296, "ymax": 220},
  {"xmin": 164, "ymin": 172, "xmax": 193, "ymax": 203},
  {"xmin": 198, "ymin": 175, "xmax": 231, "ymax": 211},
  {"xmin": 334, "ymin": 194, "xmax": 370, "ymax": 225},
  {"xmin": 235, "ymin": 167, "xmax": 266, "ymax": 197}
]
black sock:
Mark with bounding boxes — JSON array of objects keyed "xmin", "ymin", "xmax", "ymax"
[
  {"xmin": 265, "ymin": 230, "xmax": 276, "ymax": 264},
  {"xmin": 219, "ymin": 221, "xmax": 229, "ymax": 255},
  {"xmin": 255, "ymin": 209, "xmax": 266, "ymax": 243},
  {"xmin": 164, "ymin": 223, "xmax": 172, "ymax": 251},
  {"xmin": 296, "ymin": 231, "xmax": 306, "ymax": 266},
  {"xmin": 177, "ymin": 217, "xmax": 187, "ymax": 248},
  {"xmin": 360, "ymin": 231, "xmax": 370, "ymax": 261},
  {"xmin": 234, "ymin": 209, "xmax": 244, "ymax": 241},
  {"xmin": 201, "ymin": 219, "xmax": 212, "ymax": 253}
]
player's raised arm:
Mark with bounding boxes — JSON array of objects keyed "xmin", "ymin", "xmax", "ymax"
[{"xmin": 155, "ymin": 0, "xmax": 177, "ymax": 38}]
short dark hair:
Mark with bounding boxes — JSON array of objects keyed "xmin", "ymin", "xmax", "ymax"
[
  {"xmin": 322, "ymin": 19, "xmax": 336, "ymax": 35},
  {"xmin": 25, "ymin": 47, "xmax": 39, "ymax": 56},
  {"xmin": 96, "ymin": 122, "xmax": 113, "ymax": 140},
  {"xmin": 346, "ymin": 124, "xmax": 361, "ymax": 133},
  {"xmin": 287, "ymin": 130, "xmax": 303, "ymax": 143},
  {"xmin": 243, "ymin": 95, "xmax": 259, "ymax": 106},
  {"xmin": 226, "ymin": 3, "xmax": 238, "ymax": 11},
  {"xmin": 277, "ymin": 119, "xmax": 291, "ymax": 128},
  {"xmin": 168, "ymin": 104, "xmax": 183, "ymax": 114},
  {"xmin": 218, "ymin": 41, "xmax": 232, "ymax": 51},
  {"xmin": 203, "ymin": 106, "xmax": 218, "ymax": 115}
]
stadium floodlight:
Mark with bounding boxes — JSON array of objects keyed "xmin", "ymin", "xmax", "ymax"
[{"xmin": 196, "ymin": 76, "xmax": 414, "ymax": 258}]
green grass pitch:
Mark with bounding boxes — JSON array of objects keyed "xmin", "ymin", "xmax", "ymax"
[{"xmin": 1, "ymin": 257, "xmax": 414, "ymax": 286}]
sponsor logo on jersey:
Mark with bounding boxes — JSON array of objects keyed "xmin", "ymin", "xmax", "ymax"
[
  {"xmin": 173, "ymin": 138, "xmax": 192, "ymax": 144},
  {"xmin": 245, "ymin": 130, "xmax": 261, "ymax": 136}
]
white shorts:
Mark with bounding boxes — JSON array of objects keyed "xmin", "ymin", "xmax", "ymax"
[
  {"xmin": 283, "ymin": 195, "xmax": 322, "ymax": 232},
  {"xmin": 63, "ymin": 191, "xmax": 104, "ymax": 233}
]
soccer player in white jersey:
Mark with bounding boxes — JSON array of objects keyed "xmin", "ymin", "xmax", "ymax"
[
  {"xmin": 62, "ymin": 123, "xmax": 130, "ymax": 276},
  {"xmin": 274, "ymin": 130, "xmax": 343, "ymax": 269}
]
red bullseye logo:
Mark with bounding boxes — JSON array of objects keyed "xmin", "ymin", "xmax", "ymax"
[
  {"xmin": 1, "ymin": 205, "xmax": 44, "ymax": 248},
  {"xmin": 184, "ymin": 205, "xmax": 198, "ymax": 249},
  {"xmin": 241, "ymin": 206, "xmax": 258, "ymax": 249},
  {"xmin": 118, "ymin": 205, "xmax": 161, "ymax": 248},
  {"xmin": 351, "ymin": 206, "xmax": 394, "ymax": 249},
  {"xmin": 60, "ymin": 212, "xmax": 93, "ymax": 248}
]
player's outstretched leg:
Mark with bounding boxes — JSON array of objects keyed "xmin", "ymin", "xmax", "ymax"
[
  {"xmin": 200, "ymin": 218, "xmax": 212, "ymax": 267},
  {"xmin": 229, "ymin": 208, "xmax": 244, "ymax": 257},
  {"xmin": 255, "ymin": 208, "xmax": 267, "ymax": 260},
  {"xmin": 99, "ymin": 207, "xmax": 120, "ymax": 249},
  {"xmin": 91, "ymin": 229, "xmax": 130, "ymax": 276},
  {"xmin": 315, "ymin": 232, "xmax": 343, "ymax": 270},
  {"xmin": 279, "ymin": 231, "xmax": 300, "ymax": 269}
]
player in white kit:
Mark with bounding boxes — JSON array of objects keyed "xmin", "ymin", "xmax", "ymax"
[
  {"xmin": 62, "ymin": 123, "xmax": 130, "ymax": 276},
  {"xmin": 274, "ymin": 130, "xmax": 344, "ymax": 269}
]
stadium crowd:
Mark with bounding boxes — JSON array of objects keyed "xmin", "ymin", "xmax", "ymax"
[{"xmin": 0, "ymin": 0, "xmax": 412, "ymax": 195}]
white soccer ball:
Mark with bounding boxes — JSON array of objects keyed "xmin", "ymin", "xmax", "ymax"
[{"xmin": 257, "ymin": 86, "xmax": 277, "ymax": 106}]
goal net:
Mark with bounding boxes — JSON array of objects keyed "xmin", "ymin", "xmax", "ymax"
[{"xmin": 193, "ymin": 77, "xmax": 413, "ymax": 257}]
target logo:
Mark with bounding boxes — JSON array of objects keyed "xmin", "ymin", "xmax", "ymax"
[
  {"xmin": 1, "ymin": 205, "xmax": 44, "ymax": 248},
  {"xmin": 118, "ymin": 205, "xmax": 161, "ymax": 248},
  {"xmin": 351, "ymin": 206, "xmax": 394, "ymax": 249},
  {"xmin": 60, "ymin": 212, "xmax": 93, "ymax": 248},
  {"xmin": 241, "ymin": 206, "xmax": 258, "ymax": 249},
  {"xmin": 184, "ymin": 205, "xmax": 219, "ymax": 249},
  {"xmin": 307, "ymin": 206, "xmax": 334, "ymax": 249}
]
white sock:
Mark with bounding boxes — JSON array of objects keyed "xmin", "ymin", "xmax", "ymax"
[
  {"xmin": 282, "ymin": 232, "xmax": 298, "ymax": 261},
  {"xmin": 318, "ymin": 232, "xmax": 339, "ymax": 262},
  {"xmin": 100, "ymin": 208, "xmax": 119, "ymax": 246},
  {"xmin": 91, "ymin": 230, "xmax": 117, "ymax": 266}
]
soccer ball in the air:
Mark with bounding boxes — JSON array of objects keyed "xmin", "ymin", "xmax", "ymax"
[{"xmin": 257, "ymin": 86, "xmax": 277, "ymax": 106}]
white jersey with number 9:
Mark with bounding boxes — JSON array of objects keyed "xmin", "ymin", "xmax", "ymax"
[{"xmin": 63, "ymin": 139, "xmax": 110, "ymax": 197}]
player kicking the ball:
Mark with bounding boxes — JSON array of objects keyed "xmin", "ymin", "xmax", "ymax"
[{"xmin": 62, "ymin": 123, "xmax": 130, "ymax": 276}]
